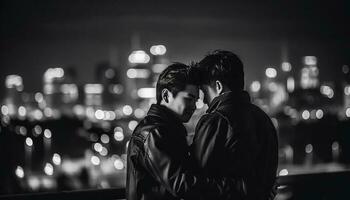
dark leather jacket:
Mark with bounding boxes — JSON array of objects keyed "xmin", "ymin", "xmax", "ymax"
[
  {"xmin": 191, "ymin": 91, "xmax": 278, "ymax": 200},
  {"xmin": 126, "ymin": 104, "xmax": 246, "ymax": 200}
]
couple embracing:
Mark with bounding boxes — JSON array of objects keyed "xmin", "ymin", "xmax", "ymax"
[{"xmin": 126, "ymin": 50, "xmax": 278, "ymax": 200}]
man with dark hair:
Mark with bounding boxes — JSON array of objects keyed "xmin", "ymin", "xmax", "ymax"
[
  {"xmin": 126, "ymin": 63, "xmax": 246, "ymax": 200},
  {"xmin": 191, "ymin": 50, "xmax": 278, "ymax": 200}
]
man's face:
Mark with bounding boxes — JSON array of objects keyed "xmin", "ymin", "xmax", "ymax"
[
  {"xmin": 200, "ymin": 83, "xmax": 218, "ymax": 105},
  {"xmin": 168, "ymin": 85, "xmax": 199, "ymax": 122}
]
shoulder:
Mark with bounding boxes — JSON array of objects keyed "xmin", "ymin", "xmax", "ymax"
[
  {"xmin": 198, "ymin": 111, "xmax": 231, "ymax": 127},
  {"xmin": 196, "ymin": 111, "xmax": 232, "ymax": 136},
  {"xmin": 134, "ymin": 120, "xmax": 167, "ymax": 141}
]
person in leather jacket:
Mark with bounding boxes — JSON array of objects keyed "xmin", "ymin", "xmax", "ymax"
[
  {"xmin": 191, "ymin": 50, "xmax": 279, "ymax": 200},
  {"xmin": 126, "ymin": 63, "xmax": 246, "ymax": 200}
]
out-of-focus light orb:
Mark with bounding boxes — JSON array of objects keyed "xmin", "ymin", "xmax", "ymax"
[
  {"xmin": 114, "ymin": 126, "xmax": 123, "ymax": 133},
  {"xmin": 250, "ymin": 81, "xmax": 261, "ymax": 93},
  {"xmin": 86, "ymin": 107, "xmax": 95, "ymax": 119},
  {"xmin": 305, "ymin": 144, "xmax": 313, "ymax": 154},
  {"xmin": 150, "ymin": 45, "xmax": 167, "ymax": 55},
  {"xmin": 302, "ymin": 110, "xmax": 310, "ymax": 120},
  {"xmin": 265, "ymin": 68, "xmax": 277, "ymax": 78},
  {"xmin": 128, "ymin": 50, "xmax": 150, "ymax": 64},
  {"xmin": 127, "ymin": 69, "xmax": 137, "ymax": 78},
  {"xmin": 95, "ymin": 109, "xmax": 104, "ymax": 120},
  {"xmin": 268, "ymin": 82, "xmax": 278, "ymax": 92},
  {"xmin": 42, "ymin": 177, "xmax": 55, "ymax": 189},
  {"xmin": 61, "ymin": 84, "xmax": 78, "ymax": 96},
  {"xmin": 19, "ymin": 126, "xmax": 27, "ymax": 136},
  {"xmin": 18, "ymin": 106, "xmax": 26, "ymax": 117},
  {"xmin": 344, "ymin": 86, "xmax": 350, "ymax": 96},
  {"xmin": 44, "ymin": 68, "xmax": 64, "ymax": 83},
  {"xmin": 73, "ymin": 105, "xmax": 85, "ymax": 116},
  {"xmin": 287, "ymin": 77, "xmax": 295, "ymax": 92},
  {"xmin": 94, "ymin": 143, "xmax": 103, "ymax": 152},
  {"xmin": 303, "ymin": 56, "xmax": 317, "ymax": 65},
  {"xmin": 35, "ymin": 92, "xmax": 44, "ymax": 103},
  {"xmin": 114, "ymin": 131, "xmax": 124, "ymax": 142},
  {"xmin": 105, "ymin": 68, "xmax": 115, "ymax": 79},
  {"xmin": 111, "ymin": 84, "xmax": 124, "ymax": 94},
  {"xmin": 44, "ymin": 84, "xmax": 54, "ymax": 95},
  {"xmin": 5, "ymin": 75, "xmax": 23, "ymax": 89},
  {"xmin": 106, "ymin": 111, "xmax": 116, "ymax": 120},
  {"xmin": 1, "ymin": 105, "xmax": 9, "ymax": 115},
  {"xmin": 134, "ymin": 108, "xmax": 145, "ymax": 119},
  {"xmin": 281, "ymin": 62, "xmax": 292, "ymax": 72},
  {"xmin": 128, "ymin": 120, "xmax": 138, "ymax": 131},
  {"xmin": 316, "ymin": 109, "xmax": 324, "ymax": 119},
  {"xmin": 342, "ymin": 65, "xmax": 349, "ymax": 74},
  {"xmin": 100, "ymin": 147, "xmax": 108, "ymax": 156},
  {"xmin": 91, "ymin": 156, "xmax": 100, "ymax": 165},
  {"xmin": 123, "ymin": 105, "xmax": 133, "ymax": 116},
  {"xmin": 33, "ymin": 109, "xmax": 43, "ymax": 120},
  {"xmin": 34, "ymin": 125, "xmax": 42, "ymax": 135},
  {"xmin": 346, "ymin": 108, "xmax": 350, "ymax": 117},
  {"xmin": 127, "ymin": 69, "xmax": 150, "ymax": 79},
  {"xmin": 5, "ymin": 104, "xmax": 16, "ymax": 115},
  {"xmin": 15, "ymin": 166, "xmax": 24, "ymax": 178},
  {"xmin": 114, "ymin": 159, "xmax": 124, "ymax": 170},
  {"xmin": 44, "ymin": 163, "xmax": 54, "ymax": 176},
  {"xmin": 332, "ymin": 141, "xmax": 339, "ymax": 151},
  {"xmin": 279, "ymin": 169, "xmax": 288, "ymax": 176},
  {"xmin": 44, "ymin": 129, "xmax": 52, "ymax": 139},
  {"xmin": 320, "ymin": 85, "xmax": 334, "ymax": 98},
  {"xmin": 44, "ymin": 108, "xmax": 53, "ymax": 117},
  {"xmin": 101, "ymin": 134, "xmax": 110, "ymax": 144},
  {"xmin": 52, "ymin": 153, "xmax": 61, "ymax": 165},
  {"xmin": 28, "ymin": 176, "xmax": 40, "ymax": 190},
  {"xmin": 84, "ymin": 84, "xmax": 103, "ymax": 94},
  {"xmin": 25, "ymin": 137, "xmax": 33, "ymax": 147},
  {"xmin": 137, "ymin": 88, "xmax": 156, "ymax": 98},
  {"xmin": 310, "ymin": 110, "xmax": 317, "ymax": 119}
]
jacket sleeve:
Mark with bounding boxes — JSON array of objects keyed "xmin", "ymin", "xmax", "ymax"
[
  {"xmin": 191, "ymin": 113, "xmax": 246, "ymax": 199},
  {"xmin": 192, "ymin": 113, "xmax": 237, "ymax": 171},
  {"xmin": 143, "ymin": 127, "xmax": 246, "ymax": 199}
]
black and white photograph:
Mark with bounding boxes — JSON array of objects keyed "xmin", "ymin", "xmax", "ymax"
[{"xmin": 0, "ymin": 1, "xmax": 349, "ymax": 199}]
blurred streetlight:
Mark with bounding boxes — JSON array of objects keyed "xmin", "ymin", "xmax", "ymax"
[
  {"xmin": 128, "ymin": 50, "xmax": 150, "ymax": 64},
  {"xmin": 150, "ymin": 45, "xmax": 167, "ymax": 55},
  {"xmin": 265, "ymin": 68, "xmax": 277, "ymax": 78}
]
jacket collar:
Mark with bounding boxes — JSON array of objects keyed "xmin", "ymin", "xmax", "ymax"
[
  {"xmin": 207, "ymin": 90, "xmax": 251, "ymax": 113},
  {"xmin": 147, "ymin": 104, "xmax": 185, "ymax": 131}
]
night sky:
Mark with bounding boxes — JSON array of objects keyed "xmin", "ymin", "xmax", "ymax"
[{"xmin": 1, "ymin": 0, "xmax": 349, "ymax": 98}]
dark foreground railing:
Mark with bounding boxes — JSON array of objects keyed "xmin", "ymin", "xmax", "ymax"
[
  {"xmin": 1, "ymin": 170, "xmax": 350, "ymax": 200},
  {"xmin": 276, "ymin": 170, "xmax": 350, "ymax": 200},
  {"xmin": 0, "ymin": 188, "xmax": 125, "ymax": 200}
]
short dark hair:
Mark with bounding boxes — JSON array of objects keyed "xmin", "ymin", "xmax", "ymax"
[
  {"xmin": 197, "ymin": 50, "xmax": 244, "ymax": 91},
  {"xmin": 156, "ymin": 63, "xmax": 199, "ymax": 104}
]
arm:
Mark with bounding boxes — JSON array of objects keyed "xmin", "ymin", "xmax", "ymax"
[
  {"xmin": 191, "ymin": 113, "xmax": 236, "ymax": 172},
  {"xmin": 191, "ymin": 113, "xmax": 247, "ymax": 199},
  {"xmin": 143, "ymin": 127, "xmax": 246, "ymax": 199}
]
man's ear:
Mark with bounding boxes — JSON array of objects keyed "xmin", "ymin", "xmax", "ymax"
[
  {"xmin": 162, "ymin": 89, "xmax": 169, "ymax": 103},
  {"xmin": 215, "ymin": 80, "xmax": 223, "ymax": 94}
]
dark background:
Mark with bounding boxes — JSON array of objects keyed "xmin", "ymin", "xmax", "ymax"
[{"xmin": 1, "ymin": 0, "xmax": 349, "ymax": 97}]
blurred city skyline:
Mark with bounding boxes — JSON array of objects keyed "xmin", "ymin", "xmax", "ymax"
[{"xmin": 1, "ymin": 1, "xmax": 349, "ymax": 98}]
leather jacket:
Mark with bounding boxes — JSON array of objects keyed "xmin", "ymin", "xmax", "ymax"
[
  {"xmin": 126, "ymin": 104, "xmax": 246, "ymax": 200},
  {"xmin": 191, "ymin": 91, "xmax": 278, "ymax": 200}
]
